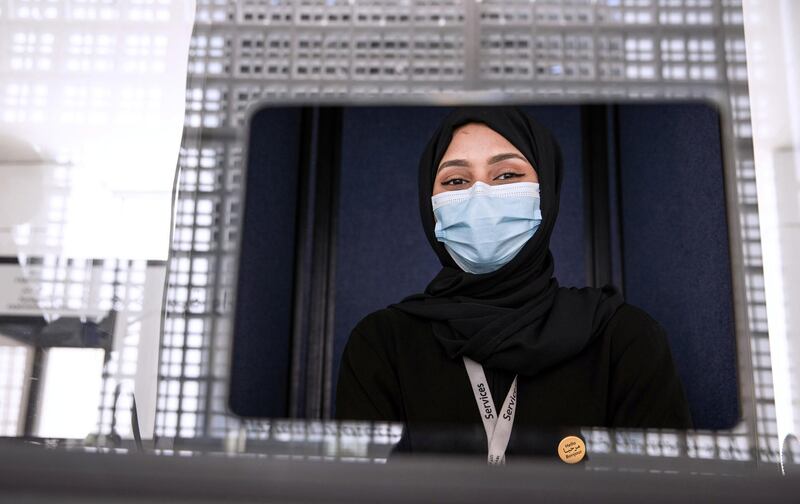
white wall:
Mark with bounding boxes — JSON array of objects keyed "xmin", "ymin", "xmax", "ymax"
[
  {"xmin": 743, "ymin": 0, "xmax": 800, "ymax": 445},
  {"xmin": 0, "ymin": 0, "xmax": 195, "ymax": 260},
  {"xmin": 0, "ymin": 0, "xmax": 195, "ymax": 439}
]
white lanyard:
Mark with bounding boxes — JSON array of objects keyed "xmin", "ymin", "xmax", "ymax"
[{"xmin": 462, "ymin": 356, "xmax": 519, "ymax": 465}]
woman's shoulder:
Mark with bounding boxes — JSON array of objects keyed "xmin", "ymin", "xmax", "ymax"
[
  {"xmin": 346, "ymin": 306, "xmax": 432, "ymax": 352},
  {"xmin": 603, "ymin": 303, "xmax": 672, "ymax": 361},
  {"xmin": 352, "ymin": 306, "xmax": 428, "ymax": 335},
  {"xmin": 607, "ymin": 302, "xmax": 662, "ymax": 328}
]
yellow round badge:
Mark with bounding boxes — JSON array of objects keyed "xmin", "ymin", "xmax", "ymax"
[{"xmin": 557, "ymin": 436, "xmax": 586, "ymax": 464}]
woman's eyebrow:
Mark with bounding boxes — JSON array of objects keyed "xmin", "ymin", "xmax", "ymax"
[
  {"xmin": 437, "ymin": 158, "xmax": 470, "ymax": 172},
  {"xmin": 487, "ymin": 152, "xmax": 528, "ymax": 165}
]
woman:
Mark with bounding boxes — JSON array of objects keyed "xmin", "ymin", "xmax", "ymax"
[{"xmin": 335, "ymin": 106, "xmax": 692, "ymax": 460}]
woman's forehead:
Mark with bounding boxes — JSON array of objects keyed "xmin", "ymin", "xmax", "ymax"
[
  {"xmin": 436, "ymin": 123, "xmax": 536, "ymax": 176},
  {"xmin": 445, "ymin": 122, "xmax": 525, "ymax": 156}
]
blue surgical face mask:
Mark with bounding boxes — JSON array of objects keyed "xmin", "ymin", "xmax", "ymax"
[{"xmin": 431, "ymin": 181, "xmax": 542, "ymax": 274}]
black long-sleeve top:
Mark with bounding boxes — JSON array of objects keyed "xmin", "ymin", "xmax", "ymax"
[{"xmin": 335, "ymin": 303, "xmax": 692, "ymax": 457}]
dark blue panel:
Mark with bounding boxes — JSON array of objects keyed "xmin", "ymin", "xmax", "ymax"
[
  {"xmin": 332, "ymin": 106, "xmax": 447, "ymax": 412},
  {"xmin": 519, "ymin": 106, "xmax": 586, "ymax": 288},
  {"xmin": 617, "ymin": 103, "xmax": 739, "ymax": 429},
  {"xmin": 332, "ymin": 105, "xmax": 586, "ymax": 415},
  {"xmin": 230, "ymin": 106, "xmax": 302, "ymax": 418}
]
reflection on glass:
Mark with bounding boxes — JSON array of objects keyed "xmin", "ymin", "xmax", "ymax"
[
  {"xmin": 37, "ymin": 348, "xmax": 105, "ymax": 439},
  {"xmin": 0, "ymin": 335, "xmax": 31, "ymax": 436}
]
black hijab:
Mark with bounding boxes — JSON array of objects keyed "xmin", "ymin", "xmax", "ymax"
[{"xmin": 390, "ymin": 106, "xmax": 623, "ymax": 376}]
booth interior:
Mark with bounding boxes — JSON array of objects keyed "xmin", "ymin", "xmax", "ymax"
[{"xmin": 232, "ymin": 102, "xmax": 740, "ymax": 437}]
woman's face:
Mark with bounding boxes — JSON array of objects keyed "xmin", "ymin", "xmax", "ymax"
[{"xmin": 432, "ymin": 122, "xmax": 539, "ymax": 196}]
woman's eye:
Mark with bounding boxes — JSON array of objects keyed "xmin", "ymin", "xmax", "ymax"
[
  {"xmin": 496, "ymin": 172, "xmax": 523, "ymax": 181},
  {"xmin": 443, "ymin": 178, "xmax": 468, "ymax": 186}
]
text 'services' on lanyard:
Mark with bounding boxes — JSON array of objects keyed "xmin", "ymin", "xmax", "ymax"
[{"xmin": 462, "ymin": 356, "xmax": 519, "ymax": 465}]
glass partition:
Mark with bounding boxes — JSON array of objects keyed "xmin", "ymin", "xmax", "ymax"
[{"xmin": 1, "ymin": 0, "xmax": 799, "ymax": 478}]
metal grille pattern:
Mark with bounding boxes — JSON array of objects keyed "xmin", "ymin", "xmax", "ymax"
[{"xmin": 161, "ymin": 0, "xmax": 780, "ymax": 466}]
